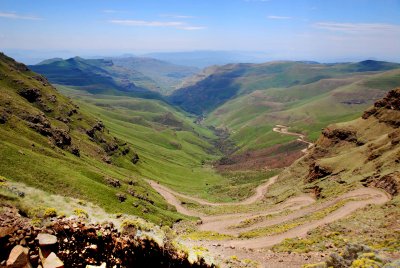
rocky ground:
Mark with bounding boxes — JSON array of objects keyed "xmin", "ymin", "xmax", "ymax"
[{"xmin": 0, "ymin": 205, "xmax": 213, "ymax": 268}]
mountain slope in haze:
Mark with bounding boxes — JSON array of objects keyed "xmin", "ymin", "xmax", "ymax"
[
  {"xmin": 268, "ymin": 88, "xmax": 400, "ymax": 253},
  {"xmin": 111, "ymin": 57, "xmax": 199, "ymax": 95},
  {"xmin": 170, "ymin": 60, "xmax": 400, "ymax": 115},
  {"xmin": 145, "ymin": 51, "xmax": 270, "ymax": 68},
  {"xmin": 29, "ymin": 57, "xmax": 162, "ymax": 99},
  {"xmin": 0, "ymin": 52, "xmax": 219, "ymax": 224}
]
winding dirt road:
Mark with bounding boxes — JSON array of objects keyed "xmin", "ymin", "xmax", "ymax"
[
  {"xmin": 272, "ymin": 125, "xmax": 314, "ymax": 153},
  {"xmin": 147, "ymin": 124, "xmax": 390, "ymax": 257}
]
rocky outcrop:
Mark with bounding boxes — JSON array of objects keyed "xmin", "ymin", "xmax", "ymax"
[
  {"xmin": 18, "ymin": 88, "xmax": 41, "ymax": 103},
  {"xmin": 0, "ymin": 206, "xmax": 212, "ymax": 268},
  {"xmin": 365, "ymin": 173, "xmax": 399, "ymax": 196},
  {"xmin": 22, "ymin": 113, "xmax": 81, "ymax": 156},
  {"xmin": 321, "ymin": 128, "xmax": 358, "ymax": 144},
  {"xmin": 305, "ymin": 162, "xmax": 332, "ymax": 183},
  {"xmin": 105, "ymin": 178, "xmax": 121, "ymax": 188},
  {"xmin": 86, "ymin": 121, "xmax": 105, "ymax": 139},
  {"xmin": 363, "ymin": 88, "xmax": 400, "ymax": 127}
]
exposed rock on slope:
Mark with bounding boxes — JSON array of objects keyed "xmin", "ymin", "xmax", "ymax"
[
  {"xmin": 0, "ymin": 52, "xmax": 138, "ymax": 165},
  {"xmin": 0, "ymin": 206, "xmax": 212, "ymax": 268},
  {"xmin": 275, "ymin": 87, "xmax": 400, "ymax": 200}
]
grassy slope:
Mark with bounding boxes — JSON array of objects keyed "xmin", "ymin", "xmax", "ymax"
[
  {"xmin": 29, "ymin": 57, "xmax": 162, "ymax": 99},
  {"xmin": 206, "ymin": 69, "xmax": 400, "ymax": 151},
  {"xmin": 0, "ymin": 53, "xmax": 233, "ymax": 225},
  {"xmin": 171, "ymin": 60, "xmax": 400, "ymax": 115},
  {"xmin": 111, "ymin": 57, "xmax": 199, "ymax": 95},
  {"xmin": 0, "ymin": 53, "xmax": 192, "ymax": 224},
  {"xmin": 269, "ymin": 89, "xmax": 400, "ymax": 253},
  {"xmin": 58, "ymin": 86, "xmax": 249, "ymax": 202}
]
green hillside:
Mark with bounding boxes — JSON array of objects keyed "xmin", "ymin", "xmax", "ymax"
[
  {"xmin": 206, "ymin": 69, "xmax": 400, "ymax": 151},
  {"xmin": 0, "ymin": 53, "xmax": 233, "ymax": 225},
  {"xmin": 170, "ymin": 60, "xmax": 400, "ymax": 115},
  {"xmin": 111, "ymin": 57, "xmax": 199, "ymax": 95},
  {"xmin": 29, "ymin": 57, "xmax": 162, "ymax": 99}
]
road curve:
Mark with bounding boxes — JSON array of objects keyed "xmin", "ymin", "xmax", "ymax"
[
  {"xmin": 272, "ymin": 125, "xmax": 313, "ymax": 153},
  {"xmin": 147, "ymin": 124, "xmax": 391, "ymax": 250}
]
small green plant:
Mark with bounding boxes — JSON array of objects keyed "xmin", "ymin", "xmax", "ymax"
[
  {"xmin": 122, "ymin": 219, "xmax": 153, "ymax": 232},
  {"xmin": 31, "ymin": 218, "xmax": 42, "ymax": 227},
  {"xmin": 44, "ymin": 207, "xmax": 57, "ymax": 218},
  {"xmin": 73, "ymin": 208, "xmax": 89, "ymax": 218}
]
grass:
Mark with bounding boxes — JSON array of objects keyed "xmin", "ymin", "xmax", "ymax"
[
  {"xmin": 182, "ymin": 231, "xmax": 233, "ymax": 241},
  {"xmin": 206, "ymin": 69, "xmax": 400, "ymax": 152},
  {"xmin": 0, "ymin": 54, "xmax": 229, "ymax": 225},
  {"xmin": 238, "ymin": 200, "xmax": 349, "ymax": 238}
]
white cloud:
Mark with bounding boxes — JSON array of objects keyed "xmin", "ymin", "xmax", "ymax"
[
  {"xmin": 160, "ymin": 14, "xmax": 195, "ymax": 19},
  {"xmin": 0, "ymin": 11, "xmax": 41, "ymax": 20},
  {"xmin": 109, "ymin": 19, "xmax": 205, "ymax": 30},
  {"xmin": 102, "ymin": 10, "xmax": 120, "ymax": 14},
  {"xmin": 314, "ymin": 22, "xmax": 400, "ymax": 34},
  {"xmin": 267, "ymin": 15, "xmax": 291, "ymax": 20},
  {"xmin": 178, "ymin": 26, "xmax": 206, "ymax": 31},
  {"xmin": 110, "ymin": 19, "xmax": 183, "ymax": 27}
]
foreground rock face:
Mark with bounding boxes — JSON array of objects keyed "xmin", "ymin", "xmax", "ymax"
[{"xmin": 0, "ymin": 206, "xmax": 212, "ymax": 268}]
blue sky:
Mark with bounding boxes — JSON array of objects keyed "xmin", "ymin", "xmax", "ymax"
[{"xmin": 1, "ymin": 0, "xmax": 400, "ymax": 62}]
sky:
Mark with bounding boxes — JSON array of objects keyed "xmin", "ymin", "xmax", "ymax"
[{"xmin": 1, "ymin": 0, "xmax": 400, "ymax": 63}]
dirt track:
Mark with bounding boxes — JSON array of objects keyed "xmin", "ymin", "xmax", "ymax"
[
  {"xmin": 147, "ymin": 125, "xmax": 391, "ymax": 266},
  {"xmin": 272, "ymin": 125, "xmax": 314, "ymax": 153}
]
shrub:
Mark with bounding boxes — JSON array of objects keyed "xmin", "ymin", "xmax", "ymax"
[
  {"xmin": 44, "ymin": 207, "xmax": 57, "ymax": 218},
  {"xmin": 73, "ymin": 208, "xmax": 89, "ymax": 218}
]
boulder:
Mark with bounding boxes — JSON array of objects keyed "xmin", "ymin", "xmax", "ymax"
[
  {"xmin": 6, "ymin": 245, "xmax": 31, "ymax": 268},
  {"xmin": 37, "ymin": 233, "xmax": 57, "ymax": 246},
  {"xmin": 42, "ymin": 252, "xmax": 64, "ymax": 268}
]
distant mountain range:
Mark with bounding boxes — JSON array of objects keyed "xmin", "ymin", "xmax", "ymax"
[
  {"xmin": 144, "ymin": 51, "xmax": 271, "ymax": 68},
  {"xmin": 170, "ymin": 60, "xmax": 400, "ymax": 115},
  {"xmin": 29, "ymin": 56, "xmax": 198, "ymax": 97}
]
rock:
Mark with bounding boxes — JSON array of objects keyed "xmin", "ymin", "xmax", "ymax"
[
  {"xmin": 131, "ymin": 153, "xmax": 139, "ymax": 164},
  {"xmin": 305, "ymin": 162, "xmax": 332, "ymax": 183},
  {"xmin": 0, "ymin": 112, "xmax": 8, "ymax": 124},
  {"xmin": 6, "ymin": 245, "xmax": 31, "ymax": 268},
  {"xmin": 116, "ymin": 193, "xmax": 127, "ymax": 202},
  {"xmin": 37, "ymin": 233, "xmax": 58, "ymax": 246},
  {"xmin": 70, "ymin": 146, "xmax": 80, "ymax": 157},
  {"xmin": 86, "ymin": 263, "xmax": 106, "ymax": 268},
  {"xmin": 19, "ymin": 88, "xmax": 41, "ymax": 103},
  {"xmin": 121, "ymin": 147, "xmax": 130, "ymax": 155},
  {"xmin": 366, "ymin": 173, "xmax": 399, "ymax": 196},
  {"xmin": 321, "ymin": 128, "xmax": 358, "ymax": 144},
  {"xmin": 105, "ymin": 178, "xmax": 121, "ymax": 188},
  {"xmin": 43, "ymin": 252, "xmax": 64, "ymax": 268},
  {"xmin": 0, "ymin": 226, "xmax": 14, "ymax": 238}
]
